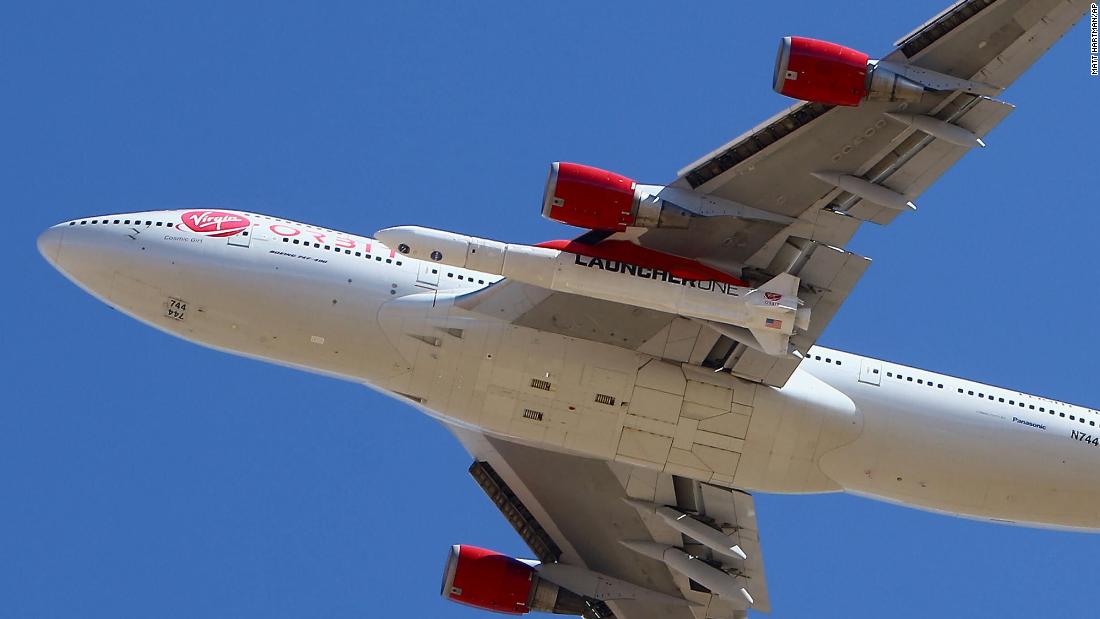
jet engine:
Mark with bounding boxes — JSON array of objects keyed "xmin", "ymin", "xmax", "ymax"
[
  {"xmin": 542, "ymin": 162, "xmax": 691, "ymax": 231},
  {"xmin": 773, "ymin": 36, "xmax": 924, "ymax": 106},
  {"xmin": 440, "ymin": 545, "xmax": 587, "ymax": 615}
]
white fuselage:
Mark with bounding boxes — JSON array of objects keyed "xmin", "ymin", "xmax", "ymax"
[{"xmin": 38, "ymin": 210, "xmax": 1100, "ymax": 531}]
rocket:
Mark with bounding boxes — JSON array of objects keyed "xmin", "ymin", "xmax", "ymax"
[{"xmin": 374, "ymin": 226, "xmax": 810, "ymax": 357}]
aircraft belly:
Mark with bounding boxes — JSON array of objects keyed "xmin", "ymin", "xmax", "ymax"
[
  {"xmin": 733, "ymin": 370, "xmax": 864, "ymax": 493},
  {"xmin": 379, "ymin": 297, "xmax": 862, "ymax": 491},
  {"xmin": 819, "ymin": 381, "xmax": 1100, "ymax": 530},
  {"xmin": 99, "ymin": 236, "xmax": 400, "ymax": 382}
]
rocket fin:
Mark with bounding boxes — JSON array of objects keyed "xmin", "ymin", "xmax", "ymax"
[
  {"xmin": 753, "ymin": 272, "xmax": 799, "ymax": 297},
  {"xmin": 748, "ymin": 327, "xmax": 791, "ymax": 357},
  {"xmin": 699, "ymin": 319, "xmax": 794, "ymax": 358}
]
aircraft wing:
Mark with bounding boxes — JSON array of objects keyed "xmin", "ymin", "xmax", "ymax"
[
  {"xmin": 450, "ymin": 425, "xmax": 769, "ymax": 619},
  {"xmin": 461, "ymin": 0, "xmax": 1088, "ymax": 388}
]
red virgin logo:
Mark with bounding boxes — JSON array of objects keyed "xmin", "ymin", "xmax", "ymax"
[
  {"xmin": 764, "ymin": 292, "xmax": 782, "ymax": 301},
  {"xmin": 179, "ymin": 210, "xmax": 250, "ymax": 237}
]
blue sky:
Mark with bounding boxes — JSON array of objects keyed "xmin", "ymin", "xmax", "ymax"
[{"xmin": 3, "ymin": 1, "xmax": 1098, "ymax": 617}]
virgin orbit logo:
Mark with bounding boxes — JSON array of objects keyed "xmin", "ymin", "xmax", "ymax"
[{"xmin": 180, "ymin": 210, "xmax": 250, "ymax": 237}]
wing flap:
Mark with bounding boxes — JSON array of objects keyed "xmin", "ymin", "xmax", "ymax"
[
  {"xmin": 456, "ymin": 0, "xmax": 1084, "ymax": 391},
  {"xmin": 892, "ymin": 0, "xmax": 1089, "ymax": 89},
  {"xmin": 450, "ymin": 425, "xmax": 772, "ymax": 619}
]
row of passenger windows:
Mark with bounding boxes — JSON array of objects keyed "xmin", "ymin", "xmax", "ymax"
[
  {"xmin": 430, "ymin": 268, "xmax": 487, "ymax": 285},
  {"xmin": 279, "ymin": 236, "xmax": 490, "ymax": 284},
  {"xmin": 886, "ymin": 370, "xmax": 944, "ymax": 389},
  {"xmin": 69, "ymin": 217, "xmax": 491, "ymax": 285},
  {"xmin": 804, "ymin": 352, "xmax": 1097, "ymax": 428},
  {"xmin": 280, "ymin": 236, "xmax": 401, "ymax": 265},
  {"xmin": 883, "ymin": 364, "xmax": 1097, "ymax": 426},
  {"xmin": 70, "ymin": 219, "xmax": 169, "ymax": 227},
  {"xmin": 955, "ymin": 387, "xmax": 1096, "ymax": 426}
]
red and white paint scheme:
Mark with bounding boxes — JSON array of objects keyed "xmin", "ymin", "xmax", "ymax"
[
  {"xmin": 179, "ymin": 210, "xmax": 251, "ymax": 237},
  {"xmin": 36, "ymin": 3, "xmax": 1095, "ymax": 617}
]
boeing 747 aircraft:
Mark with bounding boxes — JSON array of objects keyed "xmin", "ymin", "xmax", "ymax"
[{"xmin": 37, "ymin": 1, "xmax": 1094, "ymax": 617}]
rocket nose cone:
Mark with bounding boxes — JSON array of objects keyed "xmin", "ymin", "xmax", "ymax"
[{"xmin": 374, "ymin": 228, "xmax": 411, "ymax": 256}]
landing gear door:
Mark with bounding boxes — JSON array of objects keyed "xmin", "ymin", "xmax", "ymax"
[
  {"xmin": 416, "ymin": 262, "xmax": 439, "ymax": 289},
  {"xmin": 858, "ymin": 359, "xmax": 882, "ymax": 386}
]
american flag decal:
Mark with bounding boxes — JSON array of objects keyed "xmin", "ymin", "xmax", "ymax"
[{"xmin": 765, "ymin": 318, "xmax": 782, "ymax": 329}]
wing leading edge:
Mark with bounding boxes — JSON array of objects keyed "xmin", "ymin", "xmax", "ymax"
[{"xmin": 460, "ymin": 0, "xmax": 1088, "ymax": 388}]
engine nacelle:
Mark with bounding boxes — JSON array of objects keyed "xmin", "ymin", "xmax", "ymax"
[
  {"xmin": 440, "ymin": 545, "xmax": 586, "ymax": 615},
  {"xmin": 542, "ymin": 162, "xmax": 691, "ymax": 231},
  {"xmin": 773, "ymin": 36, "xmax": 924, "ymax": 106}
]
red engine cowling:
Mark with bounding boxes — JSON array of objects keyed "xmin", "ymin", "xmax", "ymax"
[
  {"xmin": 441, "ymin": 545, "xmax": 587, "ymax": 616},
  {"xmin": 541, "ymin": 162, "xmax": 695, "ymax": 231},
  {"xmin": 542, "ymin": 162, "xmax": 639, "ymax": 231},
  {"xmin": 441, "ymin": 545, "xmax": 535, "ymax": 614},
  {"xmin": 773, "ymin": 36, "xmax": 869, "ymax": 106},
  {"xmin": 773, "ymin": 36, "xmax": 924, "ymax": 106}
]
